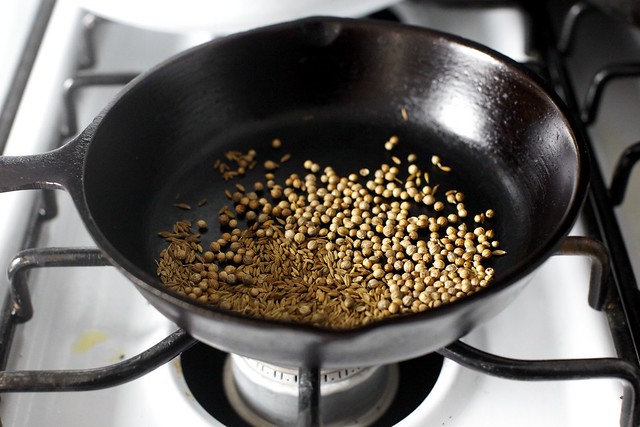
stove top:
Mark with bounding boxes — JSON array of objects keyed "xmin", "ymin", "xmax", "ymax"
[{"xmin": 1, "ymin": 1, "xmax": 639, "ymax": 426}]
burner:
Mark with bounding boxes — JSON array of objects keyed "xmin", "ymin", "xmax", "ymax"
[
  {"xmin": 180, "ymin": 343, "xmax": 444, "ymax": 426},
  {"xmin": 225, "ymin": 355, "xmax": 398, "ymax": 426}
]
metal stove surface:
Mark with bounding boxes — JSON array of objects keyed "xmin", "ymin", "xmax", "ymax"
[{"xmin": 0, "ymin": 1, "xmax": 630, "ymax": 426}]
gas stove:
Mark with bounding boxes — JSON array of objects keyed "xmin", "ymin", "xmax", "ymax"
[{"xmin": 1, "ymin": 1, "xmax": 639, "ymax": 426}]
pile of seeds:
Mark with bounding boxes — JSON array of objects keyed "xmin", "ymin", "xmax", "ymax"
[{"xmin": 156, "ymin": 137, "xmax": 505, "ymax": 329}]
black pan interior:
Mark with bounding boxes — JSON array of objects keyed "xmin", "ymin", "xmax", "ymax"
[{"xmin": 81, "ymin": 19, "xmax": 581, "ymax": 297}]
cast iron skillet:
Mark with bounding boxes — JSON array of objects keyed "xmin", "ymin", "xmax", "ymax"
[{"xmin": 0, "ymin": 17, "xmax": 588, "ymax": 369}]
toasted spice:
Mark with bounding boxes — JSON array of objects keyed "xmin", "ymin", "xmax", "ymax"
[
  {"xmin": 156, "ymin": 139, "xmax": 505, "ymax": 329},
  {"xmin": 215, "ymin": 149, "xmax": 257, "ymax": 181}
]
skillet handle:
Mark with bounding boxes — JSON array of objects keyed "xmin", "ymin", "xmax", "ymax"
[
  {"xmin": 0, "ymin": 137, "xmax": 85, "ymax": 193},
  {"xmin": 557, "ymin": 236, "xmax": 610, "ymax": 311}
]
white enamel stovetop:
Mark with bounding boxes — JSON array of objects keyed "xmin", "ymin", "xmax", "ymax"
[{"xmin": 0, "ymin": 1, "xmax": 629, "ymax": 426}]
